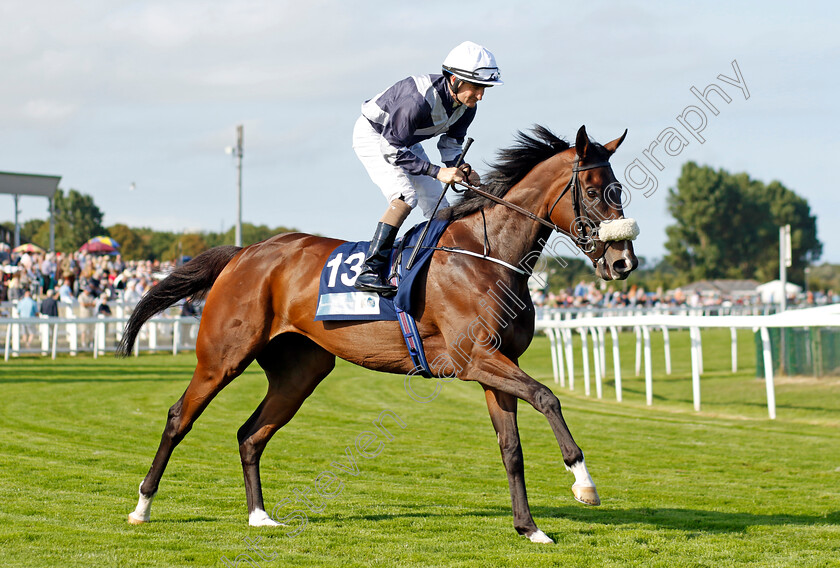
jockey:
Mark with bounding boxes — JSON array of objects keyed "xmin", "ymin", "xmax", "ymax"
[{"xmin": 352, "ymin": 40, "xmax": 503, "ymax": 296}]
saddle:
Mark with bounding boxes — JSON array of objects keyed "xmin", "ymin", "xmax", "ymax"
[
  {"xmin": 314, "ymin": 219, "xmax": 449, "ymax": 322},
  {"xmin": 314, "ymin": 219, "xmax": 449, "ymax": 378}
]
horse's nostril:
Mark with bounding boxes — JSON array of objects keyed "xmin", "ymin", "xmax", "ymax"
[{"xmin": 612, "ymin": 259, "xmax": 630, "ymax": 274}]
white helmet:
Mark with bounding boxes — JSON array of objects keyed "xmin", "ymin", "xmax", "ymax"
[{"xmin": 442, "ymin": 41, "xmax": 503, "ymax": 86}]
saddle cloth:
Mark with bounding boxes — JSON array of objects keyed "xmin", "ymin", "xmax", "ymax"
[{"xmin": 314, "ymin": 219, "xmax": 449, "ymax": 322}]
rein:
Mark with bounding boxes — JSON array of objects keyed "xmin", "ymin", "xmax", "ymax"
[
  {"xmin": 448, "ymin": 159, "xmax": 616, "ymax": 271},
  {"xmin": 453, "ymin": 180, "xmax": 562, "ymax": 232},
  {"xmin": 452, "ymin": 158, "xmax": 612, "ymax": 242}
]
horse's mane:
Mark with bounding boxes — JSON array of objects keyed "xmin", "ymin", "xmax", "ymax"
[{"xmin": 440, "ymin": 125, "xmax": 571, "ymax": 221}]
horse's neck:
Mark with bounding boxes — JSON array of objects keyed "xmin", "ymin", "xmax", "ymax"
[{"xmin": 454, "ymin": 185, "xmax": 552, "ymax": 273}]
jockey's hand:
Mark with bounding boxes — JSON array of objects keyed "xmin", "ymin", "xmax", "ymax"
[
  {"xmin": 436, "ymin": 166, "xmax": 466, "ymax": 185},
  {"xmin": 459, "ymin": 163, "xmax": 481, "ymax": 186}
]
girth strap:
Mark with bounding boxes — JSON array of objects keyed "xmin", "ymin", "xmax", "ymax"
[{"xmin": 434, "ymin": 246, "xmax": 530, "ymax": 275}]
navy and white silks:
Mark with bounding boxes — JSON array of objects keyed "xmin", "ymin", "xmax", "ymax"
[{"xmin": 353, "ymin": 74, "xmax": 475, "ymax": 216}]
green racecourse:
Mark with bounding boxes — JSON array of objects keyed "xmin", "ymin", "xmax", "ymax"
[{"xmin": 1, "ymin": 328, "xmax": 838, "ymax": 567}]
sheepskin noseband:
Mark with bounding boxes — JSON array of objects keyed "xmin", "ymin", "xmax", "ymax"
[{"xmin": 598, "ymin": 218, "xmax": 640, "ymax": 241}]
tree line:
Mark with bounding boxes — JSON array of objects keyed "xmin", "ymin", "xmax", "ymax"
[
  {"xmin": 664, "ymin": 161, "xmax": 821, "ymax": 285},
  {"xmin": 1, "ymin": 188, "xmax": 298, "ymax": 260},
  {"xmin": 3, "ymin": 162, "xmax": 832, "ymax": 291},
  {"xmin": 542, "ymin": 161, "xmax": 825, "ymax": 292}
]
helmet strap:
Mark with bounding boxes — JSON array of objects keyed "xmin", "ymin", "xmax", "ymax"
[{"xmin": 445, "ymin": 73, "xmax": 464, "ymax": 105}]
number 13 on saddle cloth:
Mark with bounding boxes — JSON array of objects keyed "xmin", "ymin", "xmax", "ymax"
[{"xmin": 314, "ymin": 219, "xmax": 449, "ymax": 322}]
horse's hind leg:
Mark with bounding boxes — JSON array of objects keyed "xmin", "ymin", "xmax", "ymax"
[
  {"xmin": 128, "ymin": 339, "xmax": 259, "ymax": 524},
  {"xmin": 238, "ymin": 333, "xmax": 335, "ymax": 526}
]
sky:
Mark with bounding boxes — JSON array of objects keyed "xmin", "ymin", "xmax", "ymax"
[{"xmin": 3, "ymin": 0, "xmax": 840, "ymax": 264}]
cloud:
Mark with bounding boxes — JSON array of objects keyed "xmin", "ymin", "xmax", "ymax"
[
  {"xmin": 22, "ymin": 100, "xmax": 79, "ymax": 124},
  {"xmin": 3, "ymin": 0, "xmax": 840, "ymax": 261}
]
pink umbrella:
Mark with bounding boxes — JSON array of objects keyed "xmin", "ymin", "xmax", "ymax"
[{"xmin": 79, "ymin": 236, "xmax": 121, "ymax": 254}]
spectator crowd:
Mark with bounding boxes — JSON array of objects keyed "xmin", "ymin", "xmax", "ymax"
[
  {"xmin": 2, "ymin": 243, "xmax": 837, "ymax": 325},
  {"xmin": 531, "ymin": 279, "xmax": 839, "ymax": 310},
  {"xmin": 0, "ymin": 244, "xmax": 168, "ymax": 319},
  {"xmin": 531, "ymin": 281, "xmax": 668, "ymax": 310}
]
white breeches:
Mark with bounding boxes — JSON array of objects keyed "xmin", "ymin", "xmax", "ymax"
[{"xmin": 352, "ymin": 116, "xmax": 450, "ymax": 218}]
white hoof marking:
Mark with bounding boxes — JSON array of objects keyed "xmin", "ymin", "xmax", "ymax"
[
  {"xmin": 566, "ymin": 459, "xmax": 595, "ymax": 488},
  {"xmin": 128, "ymin": 485, "xmax": 155, "ymax": 524},
  {"xmin": 527, "ymin": 529, "xmax": 554, "ymax": 544},
  {"xmin": 249, "ymin": 509, "xmax": 281, "ymax": 527}
]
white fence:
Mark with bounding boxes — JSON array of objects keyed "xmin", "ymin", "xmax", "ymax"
[
  {"xmin": 6, "ymin": 299, "xmax": 839, "ymax": 420},
  {"xmin": 1, "ymin": 312, "xmax": 200, "ymax": 360},
  {"xmin": 535, "ymin": 303, "xmax": 840, "ymax": 420},
  {"xmin": 535, "ymin": 303, "xmax": 783, "ymax": 318}
]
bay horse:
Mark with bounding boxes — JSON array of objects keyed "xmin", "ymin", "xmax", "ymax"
[{"xmin": 119, "ymin": 125, "xmax": 638, "ymax": 544}]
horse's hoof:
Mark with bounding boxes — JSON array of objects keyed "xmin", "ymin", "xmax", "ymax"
[
  {"xmin": 127, "ymin": 513, "xmax": 147, "ymax": 525},
  {"xmin": 249, "ymin": 509, "xmax": 281, "ymax": 527},
  {"xmin": 526, "ymin": 529, "xmax": 554, "ymax": 544},
  {"xmin": 129, "ymin": 485, "xmax": 154, "ymax": 525},
  {"xmin": 572, "ymin": 484, "xmax": 601, "ymax": 506}
]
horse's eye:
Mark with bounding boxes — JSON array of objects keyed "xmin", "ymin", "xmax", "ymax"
[{"xmin": 586, "ymin": 190, "xmax": 598, "ymax": 199}]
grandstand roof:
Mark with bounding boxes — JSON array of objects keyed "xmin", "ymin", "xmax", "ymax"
[
  {"xmin": 677, "ymin": 279, "xmax": 760, "ymax": 297},
  {"xmin": 0, "ymin": 171, "xmax": 61, "ymax": 198}
]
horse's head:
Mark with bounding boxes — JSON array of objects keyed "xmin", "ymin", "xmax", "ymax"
[{"xmin": 547, "ymin": 125, "xmax": 639, "ymax": 281}]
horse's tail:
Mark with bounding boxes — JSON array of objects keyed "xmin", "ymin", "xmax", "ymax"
[{"xmin": 116, "ymin": 245, "xmax": 242, "ymax": 357}]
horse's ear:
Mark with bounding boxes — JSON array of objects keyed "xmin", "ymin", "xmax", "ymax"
[
  {"xmin": 575, "ymin": 125, "xmax": 589, "ymax": 160},
  {"xmin": 603, "ymin": 129, "xmax": 628, "ymax": 155}
]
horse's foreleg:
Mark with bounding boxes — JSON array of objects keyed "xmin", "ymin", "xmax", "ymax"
[
  {"xmin": 128, "ymin": 364, "xmax": 235, "ymax": 524},
  {"xmin": 530, "ymin": 378, "xmax": 599, "ymax": 506},
  {"xmin": 470, "ymin": 357, "xmax": 599, "ymax": 511},
  {"xmin": 483, "ymin": 386, "xmax": 553, "ymax": 544}
]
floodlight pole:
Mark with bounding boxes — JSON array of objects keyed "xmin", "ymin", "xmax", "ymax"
[
  {"xmin": 778, "ymin": 224, "xmax": 791, "ymax": 312},
  {"xmin": 13, "ymin": 194, "xmax": 20, "ymax": 247},
  {"xmin": 233, "ymin": 125, "xmax": 244, "ymax": 247},
  {"xmin": 49, "ymin": 197, "xmax": 55, "ymax": 252},
  {"xmin": 778, "ymin": 224, "xmax": 791, "ymax": 375}
]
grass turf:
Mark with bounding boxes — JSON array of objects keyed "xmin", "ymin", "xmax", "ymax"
[{"xmin": 0, "ymin": 328, "xmax": 838, "ymax": 567}]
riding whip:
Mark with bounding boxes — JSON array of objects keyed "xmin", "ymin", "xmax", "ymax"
[{"xmin": 405, "ymin": 137, "xmax": 474, "ymax": 270}]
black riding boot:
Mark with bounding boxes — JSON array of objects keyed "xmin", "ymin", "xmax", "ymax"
[{"xmin": 354, "ymin": 222, "xmax": 399, "ymax": 297}]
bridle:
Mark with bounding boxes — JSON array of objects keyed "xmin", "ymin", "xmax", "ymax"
[
  {"xmin": 548, "ymin": 158, "xmax": 613, "ymax": 258},
  {"xmin": 547, "ymin": 159, "xmax": 611, "ymax": 230},
  {"xmin": 452, "ymin": 158, "xmax": 615, "ymax": 262}
]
